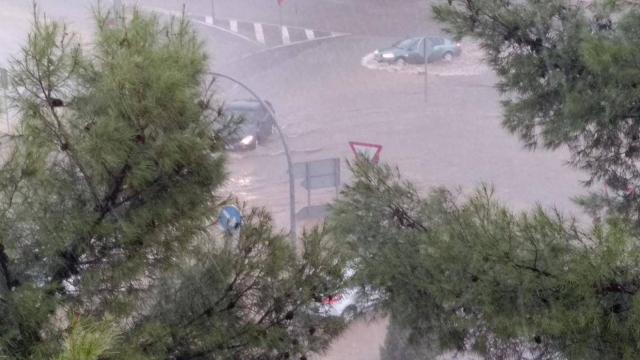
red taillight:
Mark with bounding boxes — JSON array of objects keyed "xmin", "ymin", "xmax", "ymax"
[{"xmin": 322, "ymin": 294, "xmax": 343, "ymax": 305}]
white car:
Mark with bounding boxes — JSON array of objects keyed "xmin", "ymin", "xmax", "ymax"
[
  {"xmin": 313, "ymin": 285, "xmax": 382, "ymax": 320},
  {"xmin": 307, "ymin": 265, "xmax": 382, "ymax": 320},
  {"xmin": 316, "ymin": 287, "xmax": 362, "ymax": 320}
]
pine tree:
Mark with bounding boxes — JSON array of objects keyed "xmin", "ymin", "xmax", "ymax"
[
  {"xmin": 0, "ymin": 8, "xmax": 347, "ymax": 359},
  {"xmin": 330, "ymin": 158, "xmax": 640, "ymax": 360},
  {"xmin": 433, "ymin": 0, "xmax": 640, "ymax": 220},
  {"xmin": 55, "ymin": 318, "xmax": 119, "ymax": 360}
]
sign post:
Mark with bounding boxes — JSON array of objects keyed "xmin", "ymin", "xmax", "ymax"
[
  {"xmin": 218, "ymin": 205, "xmax": 243, "ymax": 233},
  {"xmin": 113, "ymin": 0, "xmax": 122, "ymax": 14},
  {"xmin": 218, "ymin": 205, "xmax": 243, "ymax": 250},
  {"xmin": 0, "ymin": 68, "xmax": 9, "ymax": 132},
  {"xmin": 277, "ymin": 0, "xmax": 285, "ymax": 28},
  {"xmin": 423, "ymin": 37, "xmax": 428, "ymax": 103},
  {"xmin": 218, "ymin": 206, "xmax": 243, "ymax": 250},
  {"xmin": 292, "ymin": 158, "xmax": 340, "ymax": 219},
  {"xmin": 349, "ymin": 141, "xmax": 383, "ymax": 164}
]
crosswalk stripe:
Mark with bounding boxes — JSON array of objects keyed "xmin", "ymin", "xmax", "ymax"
[
  {"xmin": 254, "ymin": 23, "xmax": 265, "ymax": 43},
  {"xmin": 229, "ymin": 19, "xmax": 238, "ymax": 33},
  {"xmin": 281, "ymin": 26, "xmax": 290, "ymax": 44},
  {"xmin": 305, "ymin": 29, "xmax": 315, "ymax": 40}
]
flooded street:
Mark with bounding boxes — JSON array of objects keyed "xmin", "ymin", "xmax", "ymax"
[{"xmin": 0, "ymin": 1, "xmax": 591, "ymax": 358}]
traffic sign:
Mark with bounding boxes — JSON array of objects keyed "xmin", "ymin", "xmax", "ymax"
[
  {"xmin": 0, "ymin": 68, "xmax": 8, "ymax": 90},
  {"xmin": 218, "ymin": 205, "xmax": 243, "ymax": 233},
  {"xmin": 292, "ymin": 158, "xmax": 340, "ymax": 190},
  {"xmin": 349, "ymin": 141, "xmax": 382, "ymax": 164},
  {"xmin": 302, "ymin": 175, "xmax": 338, "ymax": 190}
]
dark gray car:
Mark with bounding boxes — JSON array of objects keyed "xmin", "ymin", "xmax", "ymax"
[
  {"xmin": 374, "ymin": 36, "xmax": 462, "ymax": 65},
  {"xmin": 224, "ymin": 99, "xmax": 275, "ymax": 151}
]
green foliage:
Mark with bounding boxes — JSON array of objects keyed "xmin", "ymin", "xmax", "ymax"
[
  {"xmin": 330, "ymin": 158, "xmax": 640, "ymax": 360},
  {"xmin": 379, "ymin": 315, "xmax": 439, "ymax": 360},
  {"xmin": 122, "ymin": 208, "xmax": 349, "ymax": 360},
  {"xmin": 433, "ymin": 0, "xmax": 640, "ymax": 220},
  {"xmin": 0, "ymin": 8, "xmax": 346, "ymax": 360},
  {"xmin": 56, "ymin": 319, "xmax": 119, "ymax": 360}
]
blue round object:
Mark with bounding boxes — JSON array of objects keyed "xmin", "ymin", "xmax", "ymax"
[{"xmin": 218, "ymin": 206, "xmax": 243, "ymax": 232}]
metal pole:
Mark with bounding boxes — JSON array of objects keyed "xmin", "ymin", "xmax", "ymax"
[
  {"xmin": 279, "ymin": 4, "xmax": 283, "ymax": 28},
  {"xmin": 3, "ymin": 88, "xmax": 9, "ymax": 133},
  {"xmin": 208, "ymin": 72, "xmax": 297, "ymax": 247},
  {"xmin": 210, "ymin": 0, "xmax": 216, "ymax": 21},
  {"xmin": 0, "ymin": 68, "xmax": 9, "ymax": 132},
  {"xmin": 423, "ymin": 37, "xmax": 428, "ymax": 103},
  {"xmin": 113, "ymin": 0, "xmax": 122, "ymax": 14},
  {"xmin": 305, "ymin": 162, "xmax": 311, "ymax": 207}
]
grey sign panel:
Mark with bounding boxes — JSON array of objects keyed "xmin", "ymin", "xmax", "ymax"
[
  {"xmin": 302, "ymin": 175, "xmax": 338, "ymax": 190},
  {"xmin": 294, "ymin": 157, "xmax": 340, "ymax": 191},
  {"xmin": 292, "ymin": 158, "xmax": 339, "ymax": 178},
  {"xmin": 292, "ymin": 162, "xmax": 308, "ymax": 179},
  {"xmin": 307, "ymin": 159, "xmax": 337, "ymax": 177},
  {"xmin": 0, "ymin": 68, "xmax": 7, "ymax": 90}
]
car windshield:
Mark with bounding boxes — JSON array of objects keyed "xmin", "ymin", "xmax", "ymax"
[
  {"xmin": 226, "ymin": 109, "xmax": 262, "ymax": 138},
  {"xmin": 392, "ymin": 38, "xmax": 419, "ymax": 50},
  {"xmin": 235, "ymin": 119, "xmax": 258, "ymax": 137}
]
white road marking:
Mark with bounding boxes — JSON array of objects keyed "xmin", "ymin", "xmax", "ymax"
[
  {"xmin": 281, "ymin": 26, "xmax": 290, "ymax": 44},
  {"xmin": 139, "ymin": 5, "xmax": 182, "ymax": 17},
  {"xmin": 229, "ymin": 19, "xmax": 238, "ymax": 33},
  {"xmin": 254, "ymin": 23, "xmax": 265, "ymax": 44},
  {"xmin": 192, "ymin": 19, "xmax": 260, "ymax": 45},
  {"xmin": 248, "ymin": 32, "xmax": 350, "ymax": 56},
  {"xmin": 205, "ymin": 16, "xmax": 213, "ymax": 25},
  {"xmin": 305, "ymin": 29, "xmax": 315, "ymax": 40}
]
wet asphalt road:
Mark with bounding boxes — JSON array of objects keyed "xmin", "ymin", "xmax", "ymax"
[{"xmin": 0, "ymin": 1, "xmax": 588, "ymax": 358}]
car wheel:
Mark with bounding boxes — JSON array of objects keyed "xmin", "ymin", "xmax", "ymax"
[
  {"xmin": 395, "ymin": 57, "xmax": 406, "ymax": 66},
  {"xmin": 341, "ymin": 305, "xmax": 358, "ymax": 321},
  {"xmin": 443, "ymin": 52, "xmax": 453, "ymax": 62}
]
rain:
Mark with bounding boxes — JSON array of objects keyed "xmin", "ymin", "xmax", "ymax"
[{"xmin": 0, "ymin": 0, "xmax": 591, "ymax": 359}]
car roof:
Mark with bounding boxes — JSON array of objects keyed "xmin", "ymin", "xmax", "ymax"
[
  {"xmin": 405, "ymin": 36, "xmax": 449, "ymax": 41},
  {"xmin": 225, "ymin": 99, "xmax": 264, "ymax": 111}
]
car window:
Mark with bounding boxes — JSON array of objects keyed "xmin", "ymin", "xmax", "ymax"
[
  {"xmin": 228, "ymin": 108, "xmax": 268, "ymax": 124},
  {"xmin": 393, "ymin": 38, "xmax": 420, "ymax": 50},
  {"xmin": 428, "ymin": 37, "xmax": 445, "ymax": 46},
  {"xmin": 412, "ymin": 38, "xmax": 425, "ymax": 52}
]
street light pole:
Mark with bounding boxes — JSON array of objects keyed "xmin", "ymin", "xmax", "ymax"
[
  {"xmin": 423, "ymin": 36, "xmax": 428, "ymax": 103},
  {"xmin": 208, "ymin": 72, "xmax": 297, "ymax": 247},
  {"xmin": 113, "ymin": 0, "xmax": 122, "ymax": 14},
  {"xmin": 0, "ymin": 67, "xmax": 9, "ymax": 133},
  {"xmin": 210, "ymin": 0, "xmax": 216, "ymax": 22}
]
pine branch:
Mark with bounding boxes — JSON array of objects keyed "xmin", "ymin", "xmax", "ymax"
[
  {"xmin": 512, "ymin": 262, "xmax": 555, "ymax": 278},
  {"xmin": 0, "ymin": 243, "xmax": 12, "ymax": 293},
  {"xmin": 27, "ymin": 30, "xmax": 101, "ymax": 206}
]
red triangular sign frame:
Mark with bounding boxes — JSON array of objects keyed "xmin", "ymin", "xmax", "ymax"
[{"xmin": 349, "ymin": 141, "xmax": 383, "ymax": 164}]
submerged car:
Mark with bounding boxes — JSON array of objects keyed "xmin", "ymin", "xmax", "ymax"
[
  {"xmin": 315, "ymin": 288, "xmax": 370, "ymax": 320},
  {"xmin": 224, "ymin": 99, "xmax": 275, "ymax": 151},
  {"xmin": 308, "ymin": 267, "xmax": 381, "ymax": 321},
  {"xmin": 374, "ymin": 36, "xmax": 461, "ymax": 65}
]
